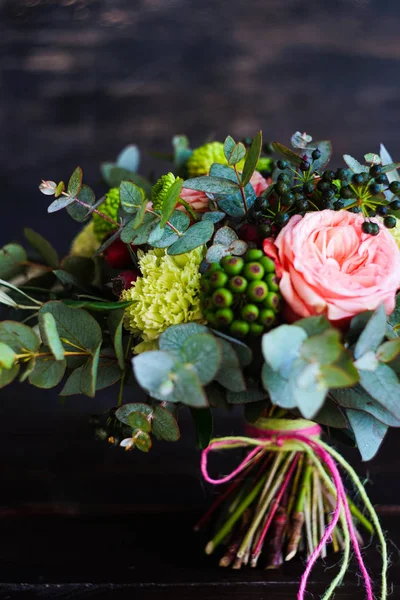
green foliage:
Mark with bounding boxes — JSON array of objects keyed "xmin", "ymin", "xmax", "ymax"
[
  {"xmin": 167, "ymin": 220, "xmax": 214, "ymax": 255},
  {"xmin": 209, "ymin": 164, "xmax": 256, "ymax": 216},
  {"xmin": 0, "ymin": 363, "xmax": 20, "ymax": 388},
  {"xmin": 67, "ymin": 185, "xmax": 96, "ymax": 222},
  {"xmin": 183, "ymin": 175, "xmax": 240, "ymax": 195},
  {"xmin": 152, "ymin": 406, "xmax": 180, "ymax": 441},
  {"xmin": 39, "ymin": 301, "xmax": 102, "ymax": 354},
  {"xmin": 29, "ymin": 353, "xmax": 66, "ymax": 389},
  {"xmin": 39, "ymin": 312, "xmax": 65, "ymax": 361},
  {"xmin": 172, "ymin": 135, "xmax": 192, "ymax": 171},
  {"xmin": 343, "ymin": 154, "xmax": 369, "ymax": 174},
  {"xmin": 206, "ymin": 226, "xmax": 248, "ymax": 263},
  {"xmin": 67, "ymin": 166, "xmax": 83, "ymax": 197},
  {"xmin": 0, "ymin": 321, "xmax": 40, "ymax": 353},
  {"xmin": 148, "ymin": 211, "xmax": 190, "ymax": 248},
  {"xmin": 0, "ymin": 342, "xmax": 16, "ymax": 369},
  {"xmin": 119, "ymin": 180, "xmax": 146, "ymax": 213},
  {"xmin": 108, "ymin": 309, "xmax": 125, "ymax": 370},
  {"xmin": 0, "ymin": 244, "xmax": 27, "ymax": 279},
  {"xmin": 271, "ymin": 142, "xmax": 302, "ymax": 167},
  {"xmin": 346, "ymin": 409, "xmax": 388, "ymax": 462},
  {"xmin": 223, "ymin": 136, "xmax": 246, "ymax": 166},
  {"xmin": 214, "ymin": 339, "xmax": 246, "ymax": 392},
  {"xmin": 160, "ymin": 179, "xmax": 184, "ymax": 228},
  {"xmin": 241, "ymin": 131, "xmax": 262, "ymax": 186},
  {"xmin": 24, "ymin": 228, "xmax": 59, "ymax": 269},
  {"xmin": 121, "ymin": 213, "xmax": 158, "ymax": 245},
  {"xmin": 116, "ymin": 145, "xmax": 140, "ymax": 173},
  {"xmin": 354, "ymin": 305, "xmax": 386, "ymax": 358}
]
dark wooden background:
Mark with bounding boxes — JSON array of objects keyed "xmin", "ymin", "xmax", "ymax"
[{"xmin": 1, "ymin": 0, "xmax": 400, "ymax": 597}]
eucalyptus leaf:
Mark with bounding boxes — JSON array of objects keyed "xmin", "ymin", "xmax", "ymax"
[
  {"xmin": 377, "ymin": 339, "xmax": 400, "ymax": 363},
  {"xmin": 0, "ymin": 244, "xmax": 27, "ymax": 279},
  {"xmin": 59, "ymin": 365, "xmax": 83, "ymax": 396},
  {"xmin": 152, "ymin": 405, "xmax": 180, "ymax": 441},
  {"xmin": 332, "ymin": 386, "xmax": 400, "ymax": 427},
  {"xmin": 181, "ymin": 333, "xmax": 222, "ymax": 385},
  {"xmin": 39, "ymin": 301, "xmax": 102, "ymax": 354},
  {"xmin": 0, "ymin": 363, "xmax": 20, "ymax": 388},
  {"xmin": 214, "ymin": 226, "xmax": 238, "ymax": 246},
  {"xmin": 359, "ymin": 364, "xmax": 400, "ymax": 419},
  {"xmin": 205, "ymin": 244, "xmax": 229, "ymax": 263},
  {"xmin": 96, "ymin": 358, "xmax": 122, "ymax": 391},
  {"xmin": 132, "ymin": 198, "xmax": 148, "ymax": 230},
  {"xmin": 0, "ymin": 321, "xmax": 40, "ymax": 353},
  {"xmin": 168, "ymin": 221, "xmax": 213, "ymax": 255},
  {"xmin": 211, "ymin": 329, "xmax": 252, "ymax": 366},
  {"xmin": 128, "ymin": 411, "xmax": 152, "ymax": 433},
  {"xmin": 343, "ymin": 154, "xmax": 369, "ymax": 174},
  {"xmin": 214, "ymin": 339, "xmax": 246, "ymax": 392},
  {"xmin": 39, "ymin": 312, "xmax": 65, "ymax": 361},
  {"xmin": 183, "ymin": 176, "xmax": 240, "ymax": 195},
  {"xmin": 108, "ymin": 309, "xmax": 125, "ymax": 370},
  {"xmin": 101, "ymin": 165, "xmax": 151, "ymax": 196},
  {"xmin": 172, "ymin": 135, "xmax": 192, "ymax": 170},
  {"xmin": 160, "ymin": 179, "xmax": 184, "ymax": 228},
  {"xmin": 24, "ymin": 228, "xmax": 59, "ymax": 269},
  {"xmin": 0, "ymin": 342, "xmax": 16, "ymax": 369},
  {"xmin": 262, "ymin": 325, "xmax": 307, "ymax": 376},
  {"xmin": 271, "ymin": 142, "xmax": 302, "ymax": 166},
  {"xmin": 304, "ymin": 140, "xmax": 332, "ymax": 172},
  {"xmin": 116, "ymin": 403, "xmax": 153, "ymax": 425},
  {"xmin": 314, "ymin": 398, "xmax": 347, "ymax": 429},
  {"xmin": 227, "ymin": 383, "xmax": 266, "ymax": 404},
  {"xmin": 261, "ymin": 363, "xmax": 297, "ymax": 409},
  {"xmin": 169, "ymin": 364, "xmax": 208, "ymax": 407},
  {"xmin": 47, "ymin": 194, "xmax": 75, "ymax": 213},
  {"xmin": 296, "ymin": 315, "xmax": 331, "ymax": 337},
  {"xmin": 119, "ymin": 180, "xmax": 145, "ymax": 213},
  {"xmin": 29, "ymin": 355, "xmax": 66, "ymax": 389},
  {"xmin": 148, "ymin": 211, "xmax": 190, "ymax": 248},
  {"xmin": 116, "ymin": 145, "xmax": 140, "ymax": 172},
  {"xmin": 133, "ymin": 351, "xmax": 178, "ymax": 397},
  {"xmin": 301, "ymin": 329, "xmax": 342, "ymax": 365},
  {"xmin": 346, "ymin": 409, "xmax": 388, "ymax": 462},
  {"xmin": 241, "ymin": 131, "xmax": 262, "ymax": 186},
  {"xmin": 202, "ymin": 211, "xmax": 225, "ymax": 223},
  {"xmin": 66, "ymin": 185, "xmax": 96, "ymax": 223},
  {"xmin": 80, "ymin": 344, "xmax": 101, "ymax": 397},
  {"xmin": 67, "ymin": 166, "xmax": 83, "ymax": 197},
  {"xmin": 354, "ymin": 305, "xmax": 386, "ymax": 359},
  {"xmin": 120, "ymin": 213, "xmax": 158, "ymax": 245},
  {"xmin": 224, "ymin": 139, "xmax": 246, "ymax": 166},
  {"xmin": 159, "ymin": 323, "xmax": 208, "ymax": 353}
]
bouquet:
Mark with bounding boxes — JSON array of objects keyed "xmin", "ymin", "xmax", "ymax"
[{"xmin": 1, "ymin": 131, "xmax": 400, "ymax": 599}]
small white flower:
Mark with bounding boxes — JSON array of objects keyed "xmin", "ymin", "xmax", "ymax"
[
  {"xmin": 120, "ymin": 437, "xmax": 135, "ymax": 451},
  {"xmin": 39, "ymin": 180, "xmax": 57, "ymax": 196}
]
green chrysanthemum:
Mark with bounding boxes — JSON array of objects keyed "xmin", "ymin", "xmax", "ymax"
[
  {"xmin": 121, "ymin": 247, "xmax": 205, "ymax": 353},
  {"xmin": 92, "ymin": 187, "xmax": 120, "ymax": 241},
  {"xmin": 186, "ymin": 142, "xmax": 245, "ymax": 177},
  {"xmin": 256, "ymin": 157, "xmax": 274, "ymax": 173},
  {"xmin": 70, "ymin": 221, "xmax": 100, "ymax": 258},
  {"xmin": 151, "ymin": 172, "xmax": 177, "ymax": 210}
]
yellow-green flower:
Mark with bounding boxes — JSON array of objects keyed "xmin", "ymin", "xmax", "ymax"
[
  {"xmin": 121, "ymin": 247, "xmax": 204, "ymax": 353},
  {"xmin": 70, "ymin": 221, "xmax": 100, "ymax": 258},
  {"xmin": 186, "ymin": 142, "xmax": 245, "ymax": 177},
  {"xmin": 256, "ymin": 157, "xmax": 273, "ymax": 173},
  {"xmin": 92, "ymin": 187, "xmax": 120, "ymax": 240},
  {"xmin": 151, "ymin": 172, "xmax": 177, "ymax": 210}
]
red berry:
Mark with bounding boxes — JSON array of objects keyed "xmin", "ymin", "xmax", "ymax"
[
  {"xmin": 104, "ymin": 239, "xmax": 132, "ymax": 269},
  {"xmin": 112, "ymin": 270, "xmax": 138, "ymax": 296},
  {"xmin": 239, "ymin": 223, "xmax": 262, "ymax": 245}
]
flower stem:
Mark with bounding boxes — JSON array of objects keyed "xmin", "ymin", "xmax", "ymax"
[{"xmin": 234, "ymin": 165, "xmax": 249, "ymax": 213}]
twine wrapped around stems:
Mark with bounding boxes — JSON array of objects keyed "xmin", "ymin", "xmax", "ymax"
[{"xmin": 200, "ymin": 418, "xmax": 388, "ymax": 600}]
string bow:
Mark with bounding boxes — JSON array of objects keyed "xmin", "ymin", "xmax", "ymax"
[{"xmin": 201, "ymin": 418, "xmax": 387, "ymax": 600}]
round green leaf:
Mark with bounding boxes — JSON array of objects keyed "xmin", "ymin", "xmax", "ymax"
[
  {"xmin": 29, "ymin": 355, "xmax": 66, "ymax": 389},
  {"xmin": 134, "ymin": 430, "xmax": 152, "ymax": 452},
  {"xmin": 0, "ymin": 243, "xmax": 27, "ymax": 278},
  {"xmin": 0, "ymin": 321, "xmax": 40, "ymax": 353},
  {"xmin": 0, "ymin": 342, "xmax": 16, "ymax": 369},
  {"xmin": 168, "ymin": 221, "xmax": 214, "ymax": 255},
  {"xmin": 0, "ymin": 363, "xmax": 20, "ymax": 388},
  {"xmin": 152, "ymin": 406, "xmax": 180, "ymax": 441},
  {"xmin": 132, "ymin": 351, "xmax": 177, "ymax": 396},
  {"xmin": 171, "ymin": 365, "xmax": 208, "ymax": 407},
  {"xmin": 39, "ymin": 301, "xmax": 102, "ymax": 354},
  {"xmin": 116, "ymin": 402, "xmax": 153, "ymax": 425},
  {"xmin": 128, "ymin": 411, "xmax": 152, "ymax": 433},
  {"xmin": 159, "ymin": 323, "xmax": 208, "ymax": 353},
  {"xmin": 181, "ymin": 333, "xmax": 222, "ymax": 385},
  {"xmin": 24, "ymin": 228, "xmax": 59, "ymax": 269},
  {"xmin": 66, "ymin": 185, "xmax": 96, "ymax": 222},
  {"xmin": 39, "ymin": 312, "xmax": 65, "ymax": 361}
]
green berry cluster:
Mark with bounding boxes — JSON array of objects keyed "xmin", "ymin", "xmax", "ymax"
[{"xmin": 200, "ymin": 249, "xmax": 282, "ymax": 339}]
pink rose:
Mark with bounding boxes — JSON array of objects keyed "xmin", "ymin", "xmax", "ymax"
[
  {"xmin": 178, "ymin": 171, "xmax": 270, "ymax": 216},
  {"xmin": 249, "ymin": 170, "xmax": 270, "ymax": 197},
  {"xmin": 179, "ymin": 188, "xmax": 210, "ymax": 213},
  {"xmin": 275, "ymin": 210, "xmax": 400, "ymax": 323}
]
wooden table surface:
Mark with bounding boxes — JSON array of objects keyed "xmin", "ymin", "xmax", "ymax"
[{"xmin": 1, "ymin": 0, "xmax": 400, "ymax": 597}]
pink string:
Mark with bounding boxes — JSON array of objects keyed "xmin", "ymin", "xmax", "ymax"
[{"xmin": 201, "ymin": 428, "xmax": 374, "ymax": 600}]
